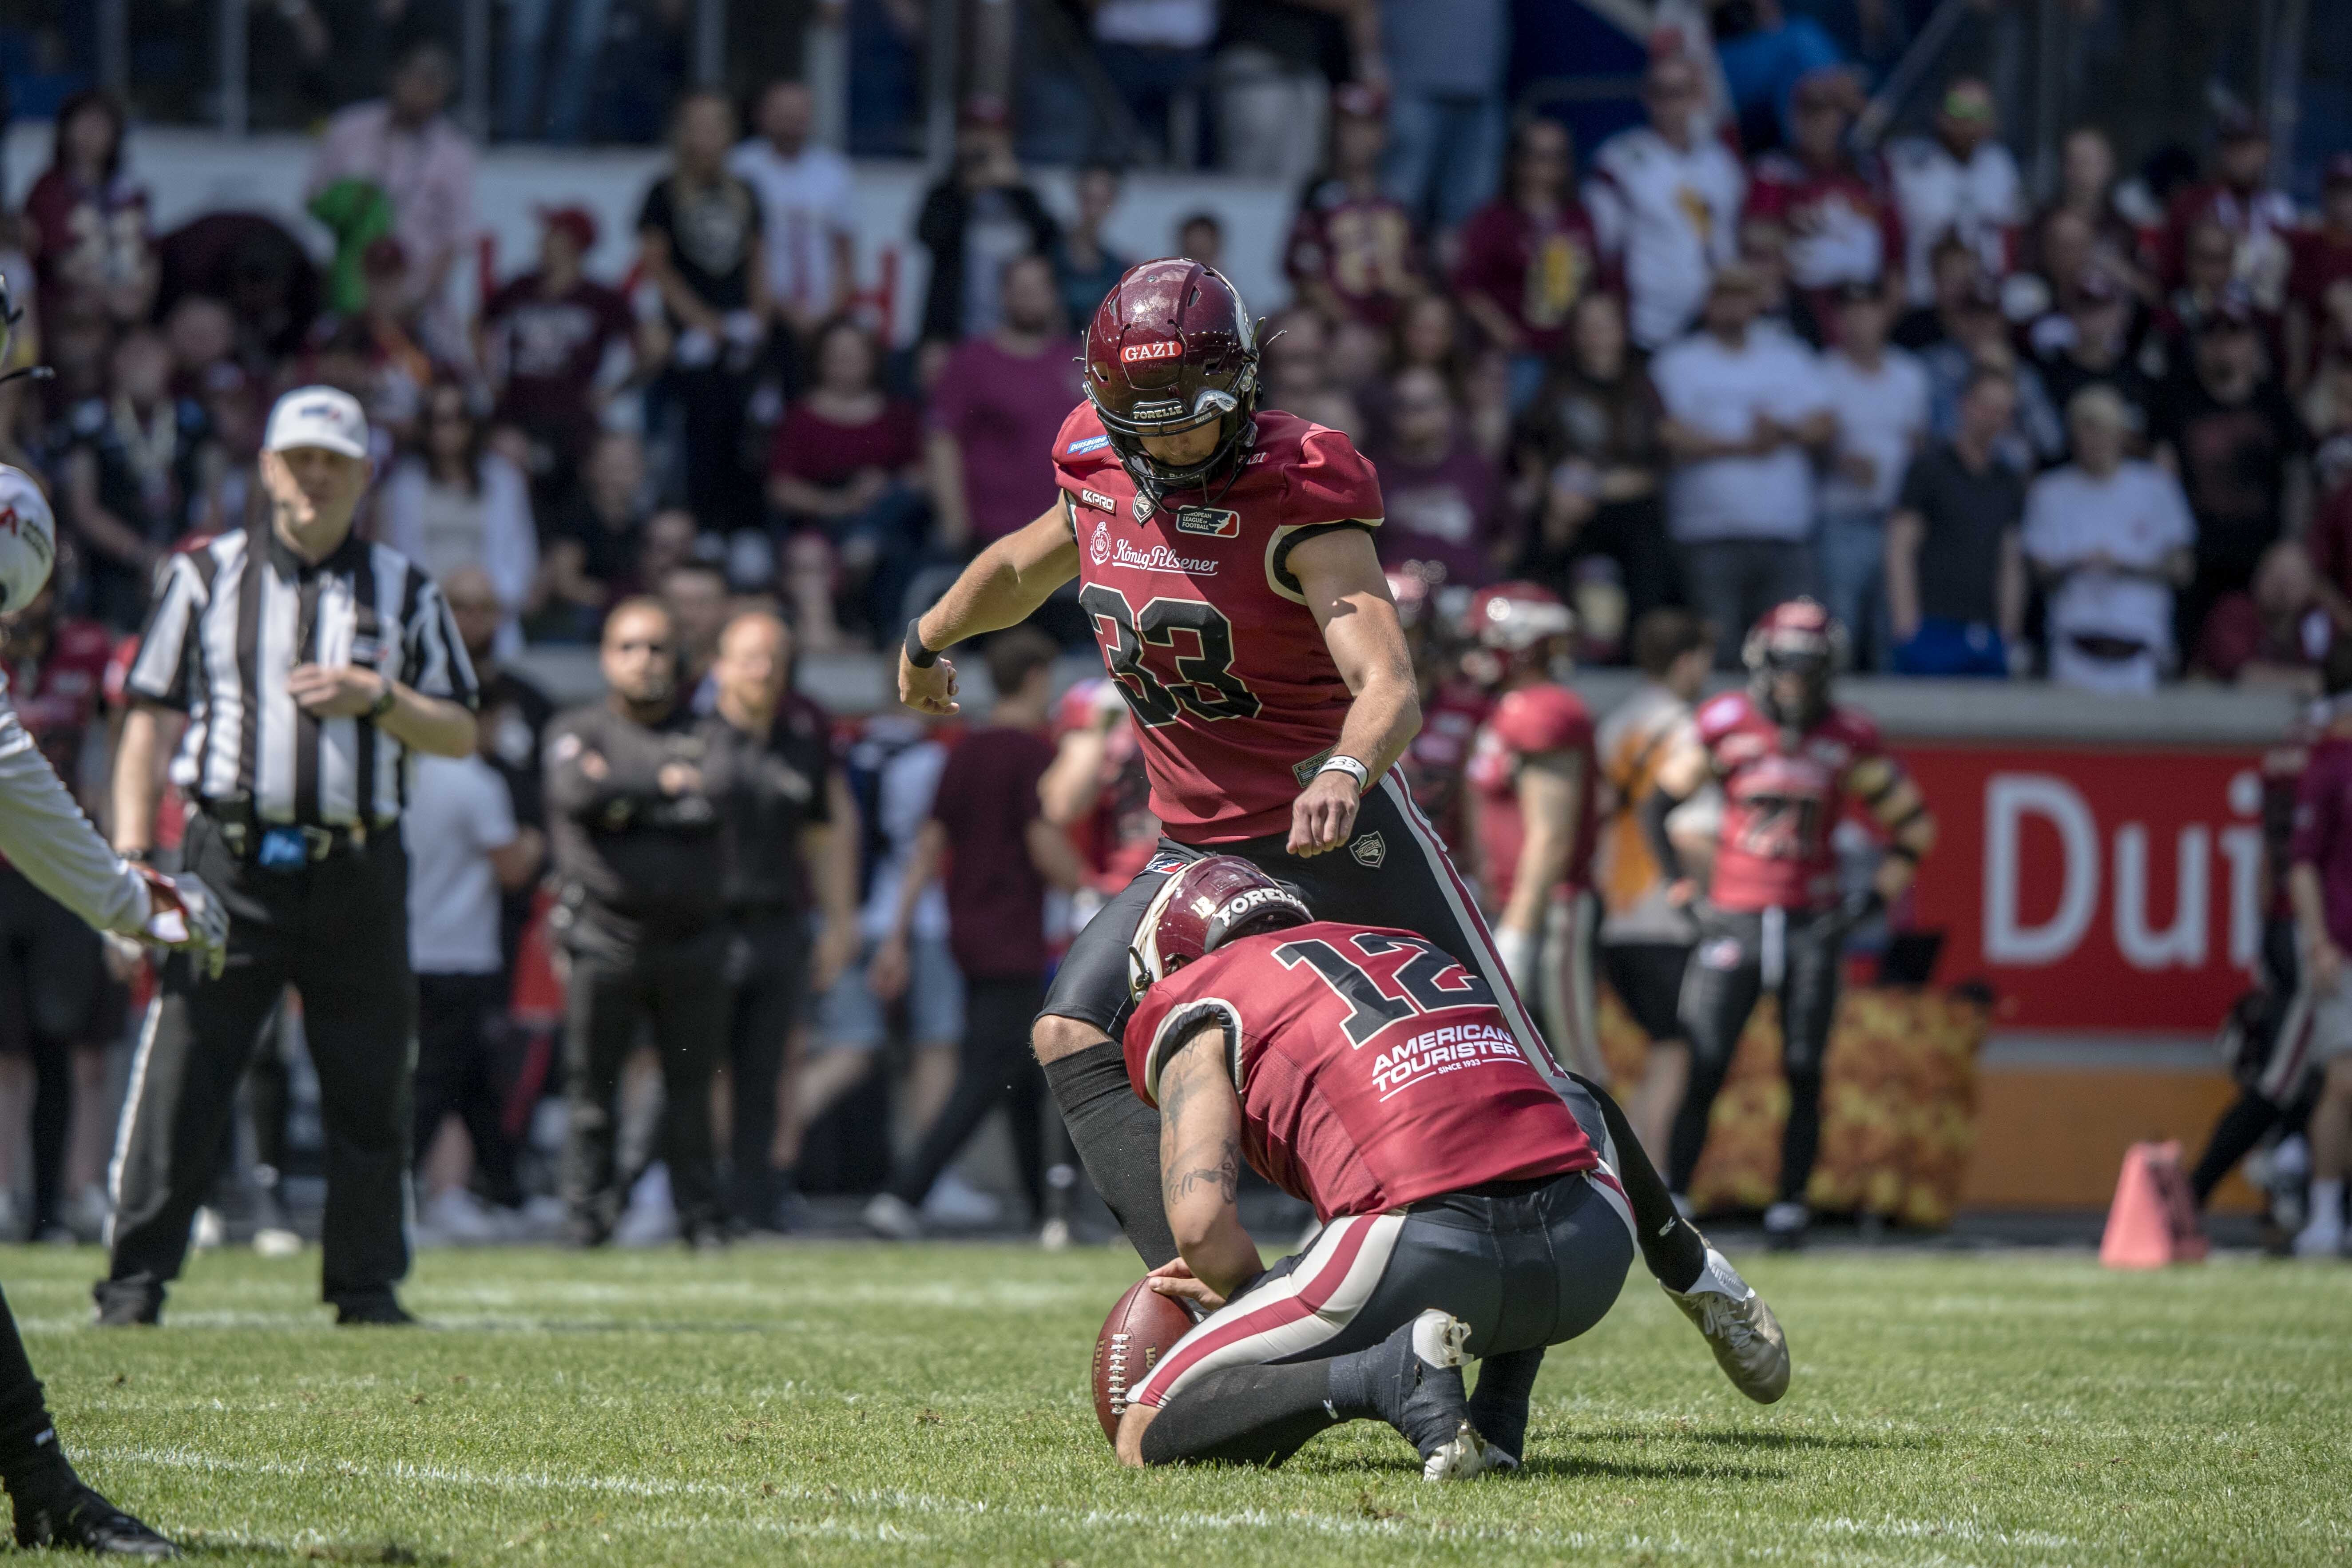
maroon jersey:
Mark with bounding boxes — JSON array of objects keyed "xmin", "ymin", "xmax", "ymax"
[
  {"xmin": 1450, "ymin": 198, "xmax": 1601, "ymax": 360},
  {"xmin": 1695, "ymin": 691, "xmax": 1894, "ymax": 913},
  {"xmin": 1125, "ymin": 920, "xmax": 1596, "ymax": 1222},
  {"xmin": 1465, "ymin": 683, "xmax": 1598, "ymax": 910},
  {"xmin": 1052, "ymin": 677, "xmax": 1160, "ymax": 891},
  {"xmin": 1284, "ymin": 183, "xmax": 1421, "ymax": 327},
  {"xmin": 1743, "ymin": 152, "xmax": 1904, "ymax": 345},
  {"xmin": 1054, "ymin": 405, "xmax": 1384, "ymax": 843},
  {"xmin": 1404, "ymin": 678, "xmax": 1489, "ymax": 856},
  {"xmin": 480, "ymin": 272, "xmax": 635, "ymax": 445},
  {"xmin": 2289, "ymin": 734, "xmax": 2352, "ymax": 952},
  {"xmin": 7, "ymin": 619, "xmax": 113, "ymax": 782}
]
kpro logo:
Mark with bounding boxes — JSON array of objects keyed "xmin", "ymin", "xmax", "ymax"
[{"xmin": 1120, "ymin": 340, "xmax": 1183, "ymax": 362}]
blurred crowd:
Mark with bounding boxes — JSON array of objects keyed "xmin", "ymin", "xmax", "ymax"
[{"xmin": 0, "ymin": 4, "xmax": 2350, "ymax": 1245}]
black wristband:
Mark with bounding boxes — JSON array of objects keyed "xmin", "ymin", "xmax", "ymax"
[
  {"xmin": 119, "ymin": 846, "xmax": 152, "ymax": 864},
  {"xmin": 904, "ymin": 617, "xmax": 941, "ymax": 669}
]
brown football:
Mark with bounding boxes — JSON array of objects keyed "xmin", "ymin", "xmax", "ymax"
[{"xmin": 1091, "ymin": 1276, "xmax": 1198, "ymax": 1442}]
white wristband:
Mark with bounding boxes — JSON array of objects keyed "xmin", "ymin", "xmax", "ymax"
[{"xmin": 1316, "ymin": 755, "xmax": 1371, "ymax": 796}]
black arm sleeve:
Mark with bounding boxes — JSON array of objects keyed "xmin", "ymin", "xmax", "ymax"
[{"xmin": 1640, "ymin": 785, "xmax": 1688, "ymax": 885}]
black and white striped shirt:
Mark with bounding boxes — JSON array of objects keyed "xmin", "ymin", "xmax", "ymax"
[{"xmin": 125, "ymin": 528, "xmax": 479, "ymax": 828}]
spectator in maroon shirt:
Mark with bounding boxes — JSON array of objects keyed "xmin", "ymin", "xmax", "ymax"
[
  {"xmin": 2287, "ymin": 155, "xmax": 2352, "ymax": 395},
  {"xmin": 1284, "ymin": 83, "xmax": 1424, "ymax": 328},
  {"xmin": 2192, "ymin": 540, "xmax": 2333, "ymax": 691},
  {"xmin": 478, "ymin": 206, "xmax": 639, "ymax": 510},
  {"xmin": 2285, "ymin": 699, "xmax": 2352, "ymax": 1255},
  {"xmin": 2158, "ymin": 109, "xmax": 2297, "ymax": 299},
  {"xmin": 1743, "ymin": 68, "xmax": 1902, "ymax": 351},
  {"xmin": 925, "ymin": 254, "xmax": 1083, "ymax": 552},
  {"xmin": 1374, "ymin": 365, "xmax": 1506, "ymax": 588},
  {"xmin": 863, "ymin": 629, "xmax": 1087, "ymax": 1241},
  {"xmin": 767, "ymin": 317, "xmax": 928, "ymax": 638},
  {"xmin": 1453, "ymin": 117, "xmax": 1600, "ymax": 407},
  {"xmin": 24, "ymin": 90, "xmax": 155, "ymax": 329}
]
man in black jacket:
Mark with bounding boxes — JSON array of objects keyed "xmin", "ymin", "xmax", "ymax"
[
  {"xmin": 545, "ymin": 598, "xmax": 729, "ymax": 1247},
  {"xmin": 916, "ymin": 101, "xmax": 1058, "ymax": 343}
]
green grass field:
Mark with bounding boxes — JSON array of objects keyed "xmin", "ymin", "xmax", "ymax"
[{"xmin": 1, "ymin": 1240, "xmax": 2344, "ymax": 1565}]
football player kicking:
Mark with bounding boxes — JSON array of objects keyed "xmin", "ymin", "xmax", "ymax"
[
  {"xmin": 899, "ymin": 258, "xmax": 1784, "ymax": 1402},
  {"xmin": 1113, "ymin": 856, "xmax": 1681, "ymax": 1476},
  {"xmin": 0, "ymin": 464, "xmax": 226, "ymax": 1555},
  {"xmin": 1642, "ymin": 600, "xmax": 1937, "ymax": 1250}
]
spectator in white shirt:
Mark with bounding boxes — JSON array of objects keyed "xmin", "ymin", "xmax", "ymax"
[
  {"xmin": 1813, "ymin": 282, "xmax": 1929, "ymax": 667},
  {"xmin": 729, "ymin": 79, "xmax": 857, "ymax": 349},
  {"xmin": 1585, "ymin": 54, "xmax": 1746, "ymax": 350},
  {"xmin": 407, "ymin": 737, "xmax": 545, "ymax": 1244},
  {"xmin": 379, "ymin": 383, "xmax": 540, "ymax": 657},
  {"xmin": 306, "ymin": 42, "xmax": 475, "ymax": 346},
  {"xmin": 2023, "ymin": 385, "xmax": 2197, "ymax": 694},
  {"xmin": 1886, "ymin": 78, "xmax": 2021, "ymax": 307},
  {"xmin": 1653, "ymin": 263, "xmax": 1835, "ymax": 663}
]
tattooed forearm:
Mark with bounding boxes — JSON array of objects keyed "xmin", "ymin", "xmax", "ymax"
[{"xmin": 1163, "ymin": 1135, "xmax": 1240, "ymax": 1207}]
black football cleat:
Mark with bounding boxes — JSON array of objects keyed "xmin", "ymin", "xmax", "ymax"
[
  {"xmin": 333, "ymin": 1295, "xmax": 416, "ymax": 1327},
  {"xmin": 14, "ymin": 1477, "xmax": 177, "ymax": 1557}
]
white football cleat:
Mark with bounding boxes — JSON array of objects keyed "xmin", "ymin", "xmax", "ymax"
[
  {"xmin": 1421, "ymin": 1420, "xmax": 1498, "ymax": 1482},
  {"xmin": 2292, "ymin": 1212, "xmax": 2345, "ymax": 1258},
  {"xmin": 862, "ymin": 1192, "xmax": 922, "ymax": 1241},
  {"xmin": 1662, "ymin": 1245, "xmax": 1790, "ymax": 1403}
]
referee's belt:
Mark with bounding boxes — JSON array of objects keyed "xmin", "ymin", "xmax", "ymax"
[{"xmin": 196, "ymin": 801, "xmax": 385, "ymax": 862}]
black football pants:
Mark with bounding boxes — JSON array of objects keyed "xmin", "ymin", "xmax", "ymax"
[
  {"xmin": 1670, "ymin": 904, "xmax": 1844, "ymax": 1205},
  {"xmin": 103, "ymin": 813, "xmax": 416, "ymax": 1317},
  {"xmin": 560, "ymin": 927, "xmax": 729, "ymax": 1241}
]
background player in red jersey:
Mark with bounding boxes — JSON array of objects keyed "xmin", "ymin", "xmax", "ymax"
[
  {"xmin": 899, "ymin": 258, "xmax": 1777, "ymax": 1398},
  {"xmin": 0, "ymin": 585, "xmax": 128, "ymax": 1243},
  {"xmin": 1643, "ymin": 600, "xmax": 1938, "ymax": 1249},
  {"xmin": 1460, "ymin": 584, "xmax": 1605, "ymax": 1082},
  {"xmin": 1039, "ymin": 676, "xmax": 1158, "ymax": 920},
  {"xmin": 1110, "ymin": 856, "xmax": 1644, "ymax": 1477}
]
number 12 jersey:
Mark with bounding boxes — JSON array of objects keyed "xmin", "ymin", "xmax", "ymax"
[{"xmin": 1053, "ymin": 405, "xmax": 1384, "ymax": 844}]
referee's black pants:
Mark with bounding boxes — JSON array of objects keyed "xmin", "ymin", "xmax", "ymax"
[
  {"xmin": 101, "ymin": 813, "xmax": 416, "ymax": 1318},
  {"xmin": 560, "ymin": 925, "xmax": 729, "ymax": 1243}
]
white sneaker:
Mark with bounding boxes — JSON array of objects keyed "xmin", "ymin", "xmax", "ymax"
[
  {"xmin": 614, "ymin": 1165, "xmax": 678, "ymax": 1248},
  {"xmin": 1662, "ymin": 1245, "xmax": 1791, "ymax": 1403},
  {"xmin": 253, "ymin": 1226, "xmax": 303, "ymax": 1258},
  {"xmin": 422, "ymin": 1189, "xmax": 504, "ymax": 1246},
  {"xmin": 191, "ymin": 1206, "xmax": 225, "ymax": 1250},
  {"xmin": 1038, "ymin": 1217, "xmax": 1072, "ymax": 1251},
  {"xmin": 862, "ymin": 1192, "xmax": 922, "ymax": 1241},
  {"xmin": 515, "ymin": 1194, "xmax": 571, "ymax": 1242},
  {"xmin": 62, "ymin": 1184, "xmax": 110, "ymax": 1245},
  {"xmin": 920, "ymin": 1170, "xmax": 1003, "ymax": 1227},
  {"xmin": 1762, "ymin": 1201, "xmax": 1810, "ymax": 1251},
  {"xmin": 2292, "ymin": 1213, "xmax": 2346, "ymax": 1258}
]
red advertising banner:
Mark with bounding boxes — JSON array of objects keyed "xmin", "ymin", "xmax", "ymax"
[{"xmin": 1896, "ymin": 742, "xmax": 2267, "ymax": 1032}]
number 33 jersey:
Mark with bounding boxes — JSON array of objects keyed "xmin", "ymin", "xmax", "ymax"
[
  {"xmin": 1695, "ymin": 691, "xmax": 1901, "ymax": 914},
  {"xmin": 1125, "ymin": 921, "xmax": 1597, "ymax": 1223},
  {"xmin": 1053, "ymin": 404, "xmax": 1384, "ymax": 844}
]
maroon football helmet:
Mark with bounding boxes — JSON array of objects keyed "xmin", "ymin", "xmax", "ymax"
[
  {"xmin": 1128, "ymin": 855, "xmax": 1311, "ymax": 999},
  {"xmin": 1458, "ymin": 581, "xmax": 1576, "ymax": 689},
  {"xmin": 1743, "ymin": 598, "xmax": 1845, "ymax": 727},
  {"xmin": 1083, "ymin": 259, "xmax": 1262, "ymax": 508}
]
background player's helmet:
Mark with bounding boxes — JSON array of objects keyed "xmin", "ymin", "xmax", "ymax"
[
  {"xmin": 1743, "ymin": 598, "xmax": 1845, "ymax": 728},
  {"xmin": 1128, "ymin": 854, "xmax": 1311, "ymax": 998},
  {"xmin": 0, "ymin": 466, "xmax": 58, "ymax": 615},
  {"xmin": 1083, "ymin": 259, "xmax": 1261, "ymax": 506},
  {"xmin": 1458, "ymin": 581, "xmax": 1576, "ymax": 689}
]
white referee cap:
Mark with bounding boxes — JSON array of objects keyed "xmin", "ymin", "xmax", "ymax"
[
  {"xmin": 264, "ymin": 385, "xmax": 370, "ymax": 460},
  {"xmin": 0, "ymin": 466, "xmax": 56, "ymax": 615}
]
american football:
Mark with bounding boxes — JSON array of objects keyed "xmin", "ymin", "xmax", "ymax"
[{"xmin": 1092, "ymin": 1275, "xmax": 1197, "ymax": 1441}]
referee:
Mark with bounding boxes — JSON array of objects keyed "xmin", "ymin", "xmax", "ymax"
[{"xmin": 101, "ymin": 386, "xmax": 480, "ymax": 1328}]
